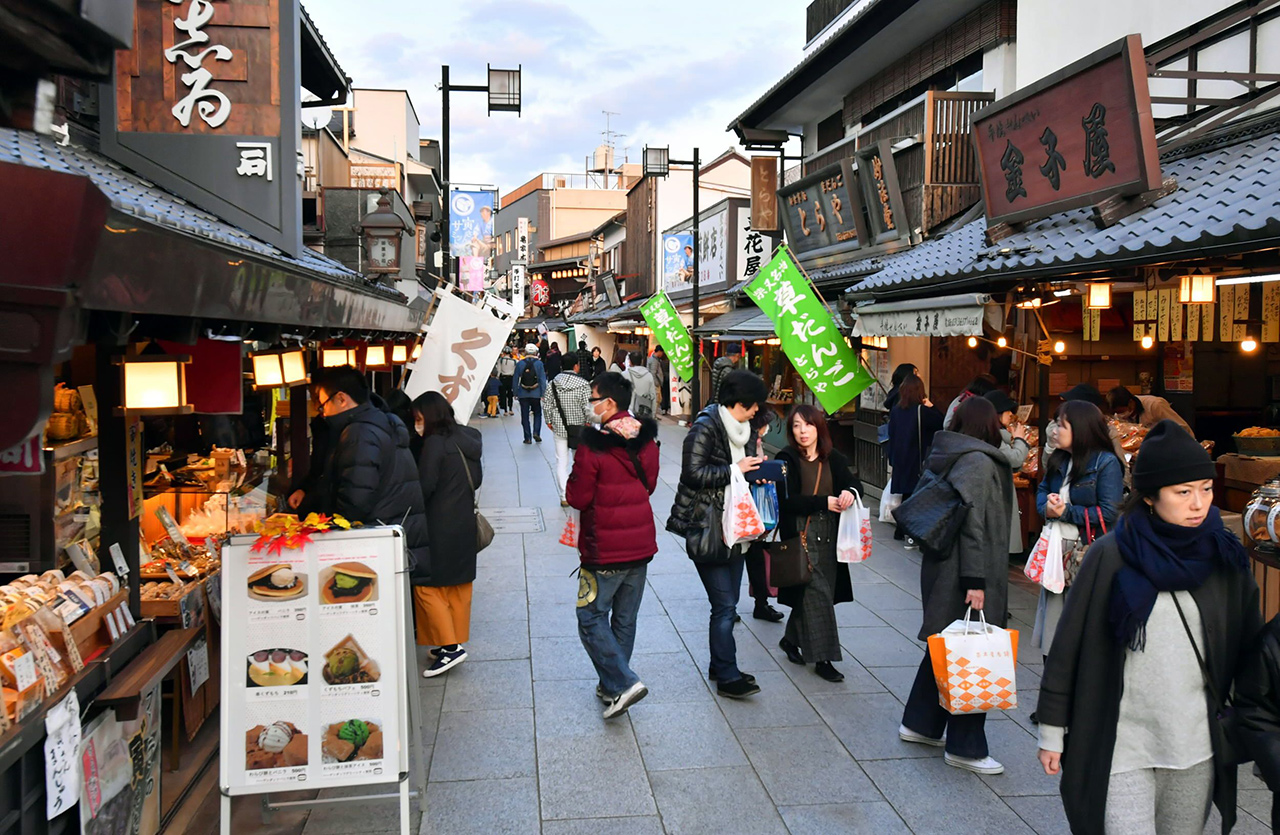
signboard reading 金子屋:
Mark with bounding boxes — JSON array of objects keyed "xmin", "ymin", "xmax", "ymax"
[
  {"xmin": 641, "ymin": 293, "xmax": 696, "ymax": 383},
  {"xmin": 746, "ymin": 246, "xmax": 875, "ymax": 413}
]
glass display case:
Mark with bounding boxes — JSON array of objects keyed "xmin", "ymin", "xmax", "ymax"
[{"xmin": 1243, "ymin": 476, "xmax": 1280, "ymax": 555}]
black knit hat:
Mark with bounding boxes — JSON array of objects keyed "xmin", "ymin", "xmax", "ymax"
[
  {"xmin": 1060, "ymin": 383, "xmax": 1105, "ymax": 407},
  {"xmin": 984, "ymin": 389, "xmax": 1018, "ymax": 415},
  {"xmin": 1131, "ymin": 420, "xmax": 1214, "ymax": 495}
]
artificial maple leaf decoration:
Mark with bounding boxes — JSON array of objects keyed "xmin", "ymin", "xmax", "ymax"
[{"xmin": 251, "ymin": 512, "xmax": 359, "ymax": 553}]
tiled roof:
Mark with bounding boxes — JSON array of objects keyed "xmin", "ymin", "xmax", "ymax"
[
  {"xmin": 847, "ymin": 118, "xmax": 1280, "ymax": 301},
  {"xmin": 0, "ymin": 129, "xmax": 390, "ymax": 292}
]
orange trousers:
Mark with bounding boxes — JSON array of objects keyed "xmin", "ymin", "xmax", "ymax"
[{"xmin": 413, "ymin": 583, "xmax": 473, "ymax": 646}]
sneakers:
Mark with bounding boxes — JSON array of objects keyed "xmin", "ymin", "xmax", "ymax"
[
  {"xmin": 716, "ymin": 676, "xmax": 762, "ymax": 699},
  {"xmin": 603, "ymin": 681, "xmax": 648, "ymax": 719},
  {"xmin": 595, "ymin": 684, "xmax": 610, "ymax": 703},
  {"xmin": 523, "ymin": 439, "xmax": 533, "ymax": 445},
  {"xmin": 898, "ymin": 724, "xmax": 946, "ymax": 747},
  {"xmin": 779, "ymin": 638, "xmax": 804, "ymax": 666},
  {"xmin": 560, "ymin": 499, "xmax": 569, "ymax": 507},
  {"xmin": 753, "ymin": 604, "xmax": 785, "ymax": 622},
  {"xmin": 903, "ymin": 537, "xmax": 919, "ymax": 551},
  {"xmin": 534, "ymin": 435, "xmax": 543, "ymax": 443},
  {"xmin": 422, "ymin": 646, "xmax": 467, "ymax": 678},
  {"xmin": 814, "ymin": 661, "xmax": 844, "ymax": 682},
  {"xmin": 944, "ymin": 752, "xmax": 1005, "ymax": 775},
  {"xmin": 708, "ymin": 669, "xmax": 756, "ymax": 684}
]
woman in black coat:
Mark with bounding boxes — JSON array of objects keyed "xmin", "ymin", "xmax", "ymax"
[
  {"xmin": 774, "ymin": 404, "xmax": 862, "ymax": 683},
  {"xmin": 1236, "ymin": 613, "xmax": 1280, "ymax": 833},
  {"xmin": 1036, "ymin": 421, "xmax": 1261, "ymax": 834},
  {"xmin": 885, "ymin": 374, "xmax": 943, "ymax": 544},
  {"xmin": 412, "ymin": 391, "xmax": 484, "ymax": 679}
]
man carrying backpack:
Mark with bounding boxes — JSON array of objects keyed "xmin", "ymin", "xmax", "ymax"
[{"xmin": 514, "ymin": 343, "xmax": 549, "ymax": 445}]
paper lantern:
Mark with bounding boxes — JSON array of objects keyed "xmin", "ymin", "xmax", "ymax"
[
  {"xmin": 115, "ymin": 352, "xmax": 192, "ymax": 415},
  {"xmin": 531, "ymin": 279, "xmax": 550, "ymax": 306},
  {"xmin": 391, "ymin": 344, "xmax": 408, "ymax": 364},
  {"xmin": 1086, "ymin": 283, "xmax": 1111, "ymax": 309},
  {"xmin": 322, "ymin": 347, "xmax": 348, "ymax": 367},
  {"xmin": 1179, "ymin": 274, "xmax": 1215, "ymax": 304},
  {"xmin": 365, "ymin": 345, "xmax": 388, "ymax": 367}
]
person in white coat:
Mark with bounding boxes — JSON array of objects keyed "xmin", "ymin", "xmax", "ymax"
[{"xmin": 625, "ymin": 351, "xmax": 657, "ymax": 418}]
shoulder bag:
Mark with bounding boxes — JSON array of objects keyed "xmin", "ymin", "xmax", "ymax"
[
  {"xmin": 1171, "ymin": 592, "xmax": 1246, "ymax": 766},
  {"xmin": 767, "ymin": 461, "xmax": 823, "ymax": 587},
  {"xmin": 891, "ymin": 451, "xmax": 970, "ymax": 557},
  {"xmin": 551, "ymin": 380, "xmax": 584, "ymax": 450},
  {"xmin": 455, "ymin": 445, "xmax": 495, "ymax": 552},
  {"xmin": 1063, "ymin": 507, "xmax": 1106, "ymax": 587}
]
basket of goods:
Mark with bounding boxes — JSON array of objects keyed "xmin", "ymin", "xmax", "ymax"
[
  {"xmin": 46, "ymin": 412, "xmax": 79, "ymax": 441},
  {"xmin": 1234, "ymin": 427, "xmax": 1280, "ymax": 457},
  {"xmin": 1108, "ymin": 418, "xmax": 1149, "ymax": 455},
  {"xmin": 52, "ymin": 384, "xmax": 81, "ymax": 414}
]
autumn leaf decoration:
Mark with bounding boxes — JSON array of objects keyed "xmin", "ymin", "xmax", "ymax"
[{"xmin": 251, "ymin": 512, "xmax": 358, "ymax": 555}]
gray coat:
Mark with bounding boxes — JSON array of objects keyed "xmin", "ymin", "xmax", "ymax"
[
  {"xmin": 998, "ymin": 428, "xmax": 1029, "ymax": 553},
  {"xmin": 916, "ymin": 431, "xmax": 1015, "ymax": 640}
]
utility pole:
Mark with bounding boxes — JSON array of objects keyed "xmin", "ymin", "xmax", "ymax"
[{"xmin": 690, "ymin": 148, "xmax": 701, "ymax": 412}]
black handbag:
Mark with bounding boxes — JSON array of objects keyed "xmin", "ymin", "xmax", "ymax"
[
  {"xmin": 766, "ymin": 461, "xmax": 822, "ymax": 587},
  {"xmin": 551, "ymin": 380, "xmax": 583, "ymax": 450},
  {"xmin": 1172, "ymin": 593, "xmax": 1247, "ymax": 766},
  {"xmin": 752, "ymin": 460, "xmax": 790, "ymax": 498},
  {"xmin": 891, "ymin": 452, "xmax": 970, "ymax": 556}
]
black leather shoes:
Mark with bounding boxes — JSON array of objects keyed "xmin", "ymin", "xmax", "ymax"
[
  {"xmin": 814, "ymin": 661, "xmax": 844, "ymax": 682},
  {"xmin": 753, "ymin": 604, "xmax": 785, "ymax": 622},
  {"xmin": 779, "ymin": 638, "xmax": 804, "ymax": 666}
]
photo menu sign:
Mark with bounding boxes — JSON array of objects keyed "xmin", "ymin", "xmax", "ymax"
[{"xmin": 220, "ymin": 528, "xmax": 409, "ymax": 795}]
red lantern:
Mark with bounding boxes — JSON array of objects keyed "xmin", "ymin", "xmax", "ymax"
[{"xmin": 531, "ymin": 278, "xmax": 551, "ymax": 306}]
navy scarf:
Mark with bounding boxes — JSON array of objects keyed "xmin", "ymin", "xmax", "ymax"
[{"xmin": 1109, "ymin": 504, "xmax": 1248, "ymax": 650}]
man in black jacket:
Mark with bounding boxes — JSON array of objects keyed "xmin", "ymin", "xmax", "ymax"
[{"xmin": 310, "ymin": 367, "xmax": 429, "ymax": 568}]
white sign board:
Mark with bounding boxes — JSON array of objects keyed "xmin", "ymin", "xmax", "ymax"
[
  {"xmin": 404, "ymin": 289, "xmax": 515, "ymax": 425},
  {"xmin": 514, "ymin": 216, "xmax": 530, "ymax": 310},
  {"xmin": 853, "ymin": 305, "xmax": 986, "ymax": 338},
  {"xmin": 220, "ymin": 527, "xmax": 410, "ymax": 796}
]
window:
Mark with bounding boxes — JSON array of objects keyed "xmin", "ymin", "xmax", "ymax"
[{"xmin": 816, "ymin": 110, "xmax": 845, "ymax": 151}]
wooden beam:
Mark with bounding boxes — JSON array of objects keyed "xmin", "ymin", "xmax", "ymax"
[{"xmin": 1090, "ymin": 177, "xmax": 1179, "ymax": 230}]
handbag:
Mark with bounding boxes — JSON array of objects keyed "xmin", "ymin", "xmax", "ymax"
[
  {"xmin": 891, "ymin": 453, "xmax": 971, "ymax": 556},
  {"xmin": 751, "ymin": 482, "xmax": 780, "ymax": 532},
  {"xmin": 766, "ymin": 461, "xmax": 822, "ymax": 588},
  {"xmin": 551, "ymin": 380, "xmax": 583, "ymax": 450},
  {"xmin": 1171, "ymin": 592, "xmax": 1246, "ymax": 766},
  {"xmin": 455, "ymin": 446, "xmax": 495, "ymax": 552},
  {"xmin": 928, "ymin": 608, "xmax": 1019, "ymax": 714},
  {"xmin": 1063, "ymin": 507, "xmax": 1106, "ymax": 587},
  {"xmin": 752, "ymin": 460, "xmax": 790, "ymax": 498}
]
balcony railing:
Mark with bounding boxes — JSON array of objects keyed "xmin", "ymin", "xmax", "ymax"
[{"xmin": 922, "ymin": 91, "xmax": 994, "ymax": 186}]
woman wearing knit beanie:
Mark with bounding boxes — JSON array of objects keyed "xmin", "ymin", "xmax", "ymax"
[{"xmin": 1035, "ymin": 420, "xmax": 1261, "ymax": 834}]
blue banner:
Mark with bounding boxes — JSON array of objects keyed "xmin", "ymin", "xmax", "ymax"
[
  {"xmin": 662, "ymin": 233, "xmax": 694, "ymax": 292},
  {"xmin": 449, "ymin": 189, "xmax": 496, "ymax": 262}
]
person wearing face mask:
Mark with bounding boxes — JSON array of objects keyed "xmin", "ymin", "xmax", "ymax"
[
  {"xmin": 565, "ymin": 372, "xmax": 661, "ymax": 719},
  {"xmin": 667, "ymin": 369, "xmax": 771, "ymax": 700},
  {"xmin": 1035, "ymin": 420, "xmax": 1261, "ymax": 835},
  {"xmin": 411, "ymin": 391, "xmax": 483, "ymax": 677}
]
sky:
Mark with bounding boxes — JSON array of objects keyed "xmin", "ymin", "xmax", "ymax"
[{"xmin": 302, "ymin": 0, "xmax": 806, "ymax": 196}]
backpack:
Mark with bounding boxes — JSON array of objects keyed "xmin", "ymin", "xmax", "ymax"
[{"xmin": 519, "ymin": 361, "xmax": 540, "ymax": 391}]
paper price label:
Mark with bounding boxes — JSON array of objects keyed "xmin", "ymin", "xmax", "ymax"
[
  {"xmin": 109, "ymin": 543, "xmax": 130, "ymax": 577},
  {"xmin": 11, "ymin": 651, "xmax": 37, "ymax": 692},
  {"xmin": 62, "ymin": 626, "xmax": 83, "ymax": 673},
  {"xmin": 187, "ymin": 638, "xmax": 210, "ymax": 696},
  {"xmin": 165, "ymin": 566, "xmax": 184, "ymax": 585},
  {"xmin": 155, "ymin": 506, "xmax": 191, "ymax": 548},
  {"xmin": 44, "ymin": 690, "xmax": 81, "ymax": 818}
]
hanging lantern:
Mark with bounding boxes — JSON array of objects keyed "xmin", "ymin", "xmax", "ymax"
[
  {"xmin": 365, "ymin": 345, "xmax": 388, "ymax": 368},
  {"xmin": 250, "ymin": 350, "xmax": 285, "ymax": 389},
  {"xmin": 1179, "ymin": 274, "xmax": 1215, "ymax": 304},
  {"xmin": 531, "ymin": 278, "xmax": 551, "ymax": 306},
  {"xmin": 348, "ymin": 348, "xmax": 359, "ymax": 367},
  {"xmin": 321, "ymin": 347, "xmax": 348, "ymax": 367},
  {"xmin": 280, "ymin": 347, "xmax": 308, "ymax": 385},
  {"xmin": 1086, "ymin": 283, "xmax": 1112, "ymax": 309},
  {"xmin": 115, "ymin": 349, "xmax": 192, "ymax": 415},
  {"xmin": 391, "ymin": 344, "xmax": 409, "ymax": 364},
  {"xmin": 412, "ymin": 342, "xmax": 422, "ymax": 361},
  {"xmin": 1053, "ymin": 340, "xmax": 1066, "ymax": 354},
  {"xmin": 967, "ymin": 336, "xmax": 978, "ymax": 348},
  {"xmin": 1243, "ymin": 332, "xmax": 1260, "ymax": 353}
]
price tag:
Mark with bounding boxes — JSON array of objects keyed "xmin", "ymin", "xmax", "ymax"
[
  {"xmin": 11, "ymin": 651, "xmax": 37, "ymax": 692},
  {"xmin": 186, "ymin": 637, "xmax": 210, "ymax": 696},
  {"xmin": 155, "ymin": 506, "xmax": 191, "ymax": 548},
  {"xmin": 61, "ymin": 625, "xmax": 83, "ymax": 673},
  {"xmin": 109, "ymin": 543, "xmax": 130, "ymax": 577},
  {"xmin": 43, "ymin": 689, "xmax": 81, "ymax": 818},
  {"xmin": 165, "ymin": 566, "xmax": 184, "ymax": 585},
  {"xmin": 205, "ymin": 572, "xmax": 222, "ymax": 625},
  {"xmin": 105, "ymin": 612, "xmax": 120, "ymax": 642},
  {"xmin": 120, "ymin": 605, "xmax": 136, "ymax": 629},
  {"xmin": 64, "ymin": 542, "xmax": 97, "ymax": 578},
  {"xmin": 234, "ymin": 448, "xmax": 247, "ymax": 468}
]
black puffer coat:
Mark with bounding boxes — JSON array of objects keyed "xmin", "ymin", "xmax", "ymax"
[
  {"xmin": 318, "ymin": 399, "xmax": 430, "ymax": 570},
  {"xmin": 416, "ymin": 426, "xmax": 482, "ymax": 587},
  {"xmin": 667, "ymin": 405, "xmax": 736, "ymax": 564},
  {"xmin": 1232, "ymin": 613, "xmax": 1280, "ymax": 832}
]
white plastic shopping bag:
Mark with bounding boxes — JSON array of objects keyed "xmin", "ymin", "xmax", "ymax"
[
  {"xmin": 878, "ymin": 492, "xmax": 902, "ymax": 523},
  {"xmin": 559, "ymin": 508, "xmax": 580, "ymax": 548},
  {"xmin": 1024, "ymin": 522, "xmax": 1065, "ymax": 594},
  {"xmin": 927, "ymin": 608, "xmax": 1019, "ymax": 715},
  {"xmin": 722, "ymin": 467, "xmax": 766, "ymax": 547},
  {"xmin": 836, "ymin": 490, "xmax": 873, "ymax": 564}
]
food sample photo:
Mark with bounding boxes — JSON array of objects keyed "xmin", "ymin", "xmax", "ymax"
[
  {"xmin": 247, "ymin": 649, "xmax": 308, "ymax": 688},
  {"xmin": 247, "ymin": 564, "xmax": 307, "ymax": 602},
  {"xmin": 322, "ymin": 635, "xmax": 381, "ymax": 685},
  {"xmin": 245, "ymin": 721, "xmax": 308, "ymax": 770},
  {"xmin": 318, "ymin": 562, "xmax": 377, "ymax": 605},
  {"xmin": 321, "ymin": 718, "xmax": 383, "ymax": 763}
]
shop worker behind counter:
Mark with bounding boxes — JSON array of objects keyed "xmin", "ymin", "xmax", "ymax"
[{"xmin": 304, "ymin": 366, "xmax": 429, "ymax": 568}]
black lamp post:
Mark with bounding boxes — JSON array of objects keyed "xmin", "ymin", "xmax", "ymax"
[
  {"xmin": 440, "ymin": 64, "xmax": 521, "ymax": 285},
  {"xmin": 643, "ymin": 145, "xmax": 702, "ymax": 411}
]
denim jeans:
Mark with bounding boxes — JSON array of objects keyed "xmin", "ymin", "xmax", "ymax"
[
  {"xmin": 901, "ymin": 652, "xmax": 988, "ymax": 758},
  {"xmin": 519, "ymin": 397, "xmax": 543, "ymax": 442},
  {"xmin": 576, "ymin": 564, "xmax": 647, "ymax": 696},
  {"xmin": 695, "ymin": 553, "xmax": 745, "ymax": 683}
]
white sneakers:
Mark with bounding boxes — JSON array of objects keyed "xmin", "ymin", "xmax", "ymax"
[
  {"xmin": 603, "ymin": 681, "xmax": 648, "ymax": 719},
  {"xmin": 944, "ymin": 752, "xmax": 1005, "ymax": 775},
  {"xmin": 898, "ymin": 724, "xmax": 945, "ymax": 747}
]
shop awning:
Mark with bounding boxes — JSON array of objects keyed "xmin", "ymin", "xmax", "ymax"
[
  {"xmin": 515, "ymin": 315, "xmax": 567, "ymax": 332},
  {"xmin": 694, "ymin": 302, "xmax": 846, "ymax": 339},
  {"xmin": 852, "ymin": 293, "xmax": 991, "ymax": 338}
]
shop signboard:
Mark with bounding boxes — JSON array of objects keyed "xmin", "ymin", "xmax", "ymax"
[
  {"xmin": 102, "ymin": 0, "xmax": 304, "ymax": 256},
  {"xmin": 776, "ymin": 158, "xmax": 875, "ymax": 259},
  {"xmin": 746, "ymin": 246, "xmax": 875, "ymax": 413},
  {"xmin": 971, "ymin": 34, "xmax": 1161, "ymax": 227},
  {"xmin": 220, "ymin": 528, "xmax": 411, "ymax": 797},
  {"xmin": 404, "ymin": 289, "xmax": 515, "ymax": 425},
  {"xmin": 750, "ymin": 157, "xmax": 779, "ymax": 232},
  {"xmin": 513, "ymin": 217, "xmax": 530, "ymax": 310},
  {"xmin": 641, "ymin": 293, "xmax": 696, "ymax": 383},
  {"xmin": 854, "ymin": 141, "xmax": 909, "ymax": 247},
  {"xmin": 0, "ymin": 434, "xmax": 43, "ymax": 476}
]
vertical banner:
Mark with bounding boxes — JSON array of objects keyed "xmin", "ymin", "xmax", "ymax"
[
  {"xmin": 661, "ymin": 233, "xmax": 695, "ymax": 293},
  {"xmin": 1082, "ymin": 302, "xmax": 1094, "ymax": 341},
  {"xmin": 459, "ymin": 256, "xmax": 486, "ymax": 292},
  {"xmin": 404, "ymin": 290, "xmax": 516, "ymax": 424},
  {"xmin": 513, "ymin": 217, "xmax": 530, "ymax": 311},
  {"xmin": 1170, "ymin": 290, "xmax": 1183, "ymax": 342},
  {"xmin": 746, "ymin": 246, "xmax": 875, "ymax": 412},
  {"xmin": 1219, "ymin": 284, "xmax": 1235, "ymax": 344},
  {"xmin": 1157, "ymin": 288, "xmax": 1171, "ymax": 342},
  {"xmin": 127, "ymin": 420, "xmax": 144, "ymax": 520},
  {"xmin": 750, "ymin": 156, "xmax": 780, "ymax": 232},
  {"xmin": 1204, "ymin": 295, "xmax": 1215, "ymax": 342},
  {"xmin": 1234, "ymin": 284, "xmax": 1251, "ymax": 340},
  {"xmin": 449, "ymin": 189, "xmax": 496, "ymax": 266},
  {"xmin": 640, "ymin": 292, "xmax": 696, "ymax": 383},
  {"xmin": 1263, "ymin": 281, "xmax": 1280, "ymax": 343},
  {"xmin": 1091, "ymin": 309, "xmax": 1102, "ymax": 340},
  {"xmin": 1186, "ymin": 302, "xmax": 1200, "ymax": 342}
]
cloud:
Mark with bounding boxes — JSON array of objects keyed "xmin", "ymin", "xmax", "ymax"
[{"xmin": 302, "ymin": 0, "xmax": 802, "ymax": 192}]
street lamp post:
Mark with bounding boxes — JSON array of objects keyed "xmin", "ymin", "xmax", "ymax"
[
  {"xmin": 642, "ymin": 146, "xmax": 702, "ymax": 411},
  {"xmin": 440, "ymin": 64, "xmax": 521, "ymax": 286}
]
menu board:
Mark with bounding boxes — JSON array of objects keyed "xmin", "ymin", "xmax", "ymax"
[{"xmin": 219, "ymin": 528, "xmax": 409, "ymax": 796}]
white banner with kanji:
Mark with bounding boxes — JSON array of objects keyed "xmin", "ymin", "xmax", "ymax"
[{"xmin": 404, "ymin": 290, "xmax": 515, "ymax": 425}]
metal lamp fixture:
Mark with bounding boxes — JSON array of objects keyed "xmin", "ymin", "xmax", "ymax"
[
  {"xmin": 487, "ymin": 65, "xmax": 522, "ymax": 114},
  {"xmin": 1086, "ymin": 283, "xmax": 1112, "ymax": 309},
  {"xmin": 361, "ymin": 188, "xmax": 409, "ymax": 275},
  {"xmin": 1179, "ymin": 274, "xmax": 1215, "ymax": 304},
  {"xmin": 115, "ymin": 348, "xmax": 192, "ymax": 415},
  {"xmin": 642, "ymin": 146, "xmax": 670, "ymax": 178}
]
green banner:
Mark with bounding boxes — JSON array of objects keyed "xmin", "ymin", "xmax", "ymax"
[
  {"xmin": 640, "ymin": 292, "xmax": 696, "ymax": 382},
  {"xmin": 745, "ymin": 246, "xmax": 875, "ymax": 413}
]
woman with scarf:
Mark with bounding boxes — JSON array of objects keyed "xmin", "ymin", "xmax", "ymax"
[
  {"xmin": 1036, "ymin": 420, "xmax": 1261, "ymax": 834},
  {"xmin": 667, "ymin": 369, "xmax": 770, "ymax": 700}
]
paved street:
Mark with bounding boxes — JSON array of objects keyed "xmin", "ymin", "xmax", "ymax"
[{"xmin": 224, "ymin": 413, "xmax": 1275, "ymax": 834}]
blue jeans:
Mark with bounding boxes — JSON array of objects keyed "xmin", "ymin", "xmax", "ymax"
[
  {"xmin": 519, "ymin": 398, "xmax": 543, "ymax": 442},
  {"xmin": 577, "ymin": 564, "xmax": 647, "ymax": 696},
  {"xmin": 696, "ymin": 554, "xmax": 745, "ymax": 683}
]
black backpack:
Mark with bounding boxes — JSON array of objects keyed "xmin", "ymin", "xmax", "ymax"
[{"xmin": 519, "ymin": 361, "xmax": 540, "ymax": 391}]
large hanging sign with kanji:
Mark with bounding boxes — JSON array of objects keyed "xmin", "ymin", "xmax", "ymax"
[
  {"xmin": 640, "ymin": 293, "xmax": 696, "ymax": 383},
  {"xmin": 404, "ymin": 289, "xmax": 515, "ymax": 425},
  {"xmin": 746, "ymin": 246, "xmax": 875, "ymax": 413},
  {"xmin": 971, "ymin": 34, "xmax": 1160, "ymax": 227}
]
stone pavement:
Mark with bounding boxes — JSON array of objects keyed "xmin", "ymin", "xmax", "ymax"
[{"xmin": 223, "ymin": 412, "xmax": 1275, "ymax": 834}]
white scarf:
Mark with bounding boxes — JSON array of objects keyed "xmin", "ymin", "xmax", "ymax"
[{"xmin": 719, "ymin": 405, "xmax": 751, "ymax": 464}]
